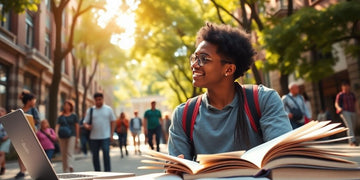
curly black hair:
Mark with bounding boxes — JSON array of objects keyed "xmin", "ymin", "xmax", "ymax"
[{"xmin": 195, "ymin": 22, "xmax": 255, "ymax": 79}]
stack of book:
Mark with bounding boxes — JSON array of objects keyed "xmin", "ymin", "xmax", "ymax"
[{"xmin": 139, "ymin": 121, "xmax": 360, "ymax": 179}]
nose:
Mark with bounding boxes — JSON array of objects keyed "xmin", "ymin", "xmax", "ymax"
[{"xmin": 190, "ymin": 59, "xmax": 200, "ymax": 69}]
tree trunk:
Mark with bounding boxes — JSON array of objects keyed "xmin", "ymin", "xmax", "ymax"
[
  {"xmin": 280, "ymin": 74, "xmax": 289, "ymax": 96},
  {"xmin": 48, "ymin": 55, "xmax": 63, "ymax": 128},
  {"xmin": 251, "ymin": 64, "xmax": 262, "ymax": 85}
]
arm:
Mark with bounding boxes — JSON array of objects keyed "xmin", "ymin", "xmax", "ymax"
[
  {"xmin": 334, "ymin": 93, "xmax": 342, "ymax": 113},
  {"xmin": 259, "ymin": 86, "xmax": 293, "ymax": 141},
  {"xmin": 110, "ymin": 121, "xmax": 116, "ymax": 141},
  {"xmin": 168, "ymin": 104, "xmax": 195, "ymax": 160},
  {"xmin": 83, "ymin": 108, "xmax": 92, "ymax": 130},
  {"xmin": 143, "ymin": 112, "xmax": 148, "ymax": 135},
  {"xmin": 55, "ymin": 124, "xmax": 60, "ymax": 138},
  {"xmin": 49, "ymin": 129, "xmax": 57, "ymax": 141},
  {"xmin": 110, "ymin": 108, "xmax": 116, "ymax": 141}
]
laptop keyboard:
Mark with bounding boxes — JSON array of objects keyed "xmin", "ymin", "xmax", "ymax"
[{"xmin": 58, "ymin": 173, "xmax": 95, "ymax": 179}]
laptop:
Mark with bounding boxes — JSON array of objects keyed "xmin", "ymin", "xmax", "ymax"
[{"xmin": 0, "ymin": 109, "xmax": 135, "ymax": 180}]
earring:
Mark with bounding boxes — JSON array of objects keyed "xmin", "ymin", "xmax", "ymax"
[{"xmin": 225, "ymin": 73, "xmax": 228, "ymax": 77}]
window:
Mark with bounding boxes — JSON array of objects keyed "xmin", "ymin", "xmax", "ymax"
[
  {"xmin": 45, "ymin": 33, "xmax": 51, "ymax": 59},
  {"xmin": 0, "ymin": 64, "xmax": 8, "ymax": 108},
  {"xmin": 45, "ymin": 0, "xmax": 51, "ymax": 29},
  {"xmin": 0, "ymin": 7, "xmax": 11, "ymax": 31},
  {"xmin": 45, "ymin": 0, "xmax": 51, "ymax": 11},
  {"xmin": 277, "ymin": 0, "xmax": 288, "ymax": 9},
  {"xmin": 25, "ymin": 12, "xmax": 34, "ymax": 47},
  {"xmin": 24, "ymin": 73, "xmax": 35, "ymax": 93}
]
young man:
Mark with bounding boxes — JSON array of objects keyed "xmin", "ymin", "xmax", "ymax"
[
  {"xmin": 168, "ymin": 22, "xmax": 292, "ymax": 161},
  {"xmin": 83, "ymin": 92, "xmax": 116, "ymax": 171},
  {"xmin": 335, "ymin": 81, "xmax": 359, "ymax": 146},
  {"xmin": 144, "ymin": 101, "xmax": 162, "ymax": 152}
]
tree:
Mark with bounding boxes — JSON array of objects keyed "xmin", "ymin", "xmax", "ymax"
[
  {"xmin": 262, "ymin": 1, "xmax": 360, "ymax": 91},
  {"xmin": 48, "ymin": 0, "xmax": 104, "ymax": 127},
  {"xmin": 0, "ymin": 0, "xmax": 40, "ymax": 13},
  {"xmin": 72, "ymin": 10, "xmax": 126, "ymax": 117},
  {"xmin": 209, "ymin": 0, "xmax": 266, "ymax": 85},
  {"xmin": 131, "ymin": 0, "xmax": 207, "ymax": 107}
]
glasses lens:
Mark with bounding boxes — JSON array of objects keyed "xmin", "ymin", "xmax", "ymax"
[
  {"xmin": 190, "ymin": 54, "xmax": 210, "ymax": 67},
  {"xmin": 190, "ymin": 54, "xmax": 199, "ymax": 66},
  {"xmin": 198, "ymin": 54, "xmax": 207, "ymax": 66}
]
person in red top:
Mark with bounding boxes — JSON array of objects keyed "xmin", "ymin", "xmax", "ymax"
[
  {"xmin": 335, "ymin": 81, "xmax": 359, "ymax": 146},
  {"xmin": 36, "ymin": 119, "xmax": 57, "ymax": 160},
  {"xmin": 115, "ymin": 112, "xmax": 129, "ymax": 158}
]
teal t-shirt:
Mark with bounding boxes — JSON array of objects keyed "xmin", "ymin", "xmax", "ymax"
[{"xmin": 144, "ymin": 109, "xmax": 161, "ymax": 129}]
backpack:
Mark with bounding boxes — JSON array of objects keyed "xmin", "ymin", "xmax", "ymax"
[{"xmin": 182, "ymin": 85, "xmax": 262, "ymax": 143}]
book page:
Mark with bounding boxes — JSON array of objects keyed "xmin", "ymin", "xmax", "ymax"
[
  {"xmin": 140, "ymin": 150, "xmax": 204, "ymax": 174},
  {"xmin": 240, "ymin": 121, "xmax": 341, "ymax": 168},
  {"xmin": 196, "ymin": 150, "xmax": 245, "ymax": 162}
]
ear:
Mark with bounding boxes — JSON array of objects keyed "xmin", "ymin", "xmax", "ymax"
[{"xmin": 224, "ymin": 64, "xmax": 236, "ymax": 77}]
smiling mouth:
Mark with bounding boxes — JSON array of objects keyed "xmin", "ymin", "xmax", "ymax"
[{"xmin": 193, "ymin": 72, "xmax": 204, "ymax": 78}]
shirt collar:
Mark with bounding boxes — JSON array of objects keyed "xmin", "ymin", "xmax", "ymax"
[{"xmin": 203, "ymin": 92, "xmax": 238, "ymax": 111}]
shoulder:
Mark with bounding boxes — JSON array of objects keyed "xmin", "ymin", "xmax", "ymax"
[
  {"xmin": 172, "ymin": 102, "xmax": 187, "ymax": 124},
  {"xmin": 257, "ymin": 85, "xmax": 281, "ymax": 100},
  {"xmin": 103, "ymin": 104, "xmax": 113, "ymax": 110}
]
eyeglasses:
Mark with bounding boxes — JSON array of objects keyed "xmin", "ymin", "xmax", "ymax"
[
  {"xmin": 189, "ymin": 54, "xmax": 212, "ymax": 67},
  {"xmin": 189, "ymin": 54, "xmax": 233, "ymax": 67}
]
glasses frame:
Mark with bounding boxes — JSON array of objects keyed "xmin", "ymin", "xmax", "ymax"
[{"xmin": 189, "ymin": 54, "xmax": 233, "ymax": 67}]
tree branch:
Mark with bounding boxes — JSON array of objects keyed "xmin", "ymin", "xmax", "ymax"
[{"xmin": 210, "ymin": 0, "xmax": 243, "ymax": 27}]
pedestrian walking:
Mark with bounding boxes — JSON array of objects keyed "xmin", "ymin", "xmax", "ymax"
[
  {"xmin": 282, "ymin": 82, "xmax": 311, "ymax": 129},
  {"xmin": 15, "ymin": 90, "xmax": 41, "ymax": 179},
  {"xmin": 130, "ymin": 111, "xmax": 142, "ymax": 155},
  {"xmin": 83, "ymin": 92, "xmax": 116, "ymax": 172},
  {"xmin": 55, "ymin": 100, "xmax": 79, "ymax": 173},
  {"xmin": 0, "ymin": 107, "xmax": 10, "ymax": 176},
  {"xmin": 162, "ymin": 113, "xmax": 171, "ymax": 143},
  {"xmin": 115, "ymin": 112, "xmax": 129, "ymax": 158},
  {"xmin": 335, "ymin": 81, "xmax": 359, "ymax": 146},
  {"xmin": 144, "ymin": 100, "xmax": 162, "ymax": 152}
]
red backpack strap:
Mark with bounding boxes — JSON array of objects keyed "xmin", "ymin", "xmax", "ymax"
[
  {"xmin": 242, "ymin": 85, "xmax": 261, "ymax": 135},
  {"xmin": 182, "ymin": 95, "xmax": 202, "ymax": 142}
]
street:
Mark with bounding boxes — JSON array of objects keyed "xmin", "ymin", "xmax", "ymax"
[
  {"xmin": 0, "ymin": 143, "xmax": 167, "ymax": 180},
  {"xmin": 1, "ymin": 143, "xmax": 360, "ymax": 179}
]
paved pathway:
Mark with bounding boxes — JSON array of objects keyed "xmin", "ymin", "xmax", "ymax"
[
  {"xmin": 1, "ymin": 143, "xmax": 359, "ymax": 179},
  {"xmin": 0, "ymin": 144, "xmax": 166, "ymax": 179}
]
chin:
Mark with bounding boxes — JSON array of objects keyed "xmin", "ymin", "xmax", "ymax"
[{"xmin": 193, "ymin": 81, "xmax": 205, "ymax": 88}]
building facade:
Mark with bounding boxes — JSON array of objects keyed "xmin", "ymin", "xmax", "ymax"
[
  {"xmin": 265, "ymin": 0, "xmax": 360, "ymax": 135},
  {"xmin": 0, "ymin": 1, "xmax": 109, "ymax": 122}
]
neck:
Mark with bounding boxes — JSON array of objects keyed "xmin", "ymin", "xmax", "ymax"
[
  {"xmin": 63, "ymin": 111, "xmax": 71, "ymax": 116},
  {"xmin": 22, "ymin": 105, "xmax": 31, "ymax": 111},
  {"xmin": 206, "ymin": 82, "xmax": 236, "ymax": 109}
]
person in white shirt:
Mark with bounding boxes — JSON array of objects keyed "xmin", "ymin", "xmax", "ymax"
[{"xmin": 83, "ymin": 92, "xmax": 116, "ymax": 172}]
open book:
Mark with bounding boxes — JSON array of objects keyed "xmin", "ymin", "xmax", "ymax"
[{"xmin": 139, "ymin": 121, "xmax": 360, "ymax": 179}]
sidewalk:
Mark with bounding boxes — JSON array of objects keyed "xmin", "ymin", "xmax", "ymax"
[
  {"xmin": 0, "ymin": 144, "xmax": 167, "ymax": 180},
  {"xmin": 1, "ymin": 143, "xmax": 359, "ymax": 179}
]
